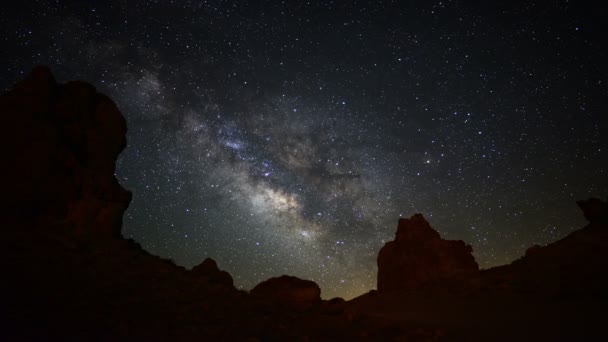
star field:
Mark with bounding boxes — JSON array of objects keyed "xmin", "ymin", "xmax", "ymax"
[{"xmin": 1, "ymin": 0, "xmax": 606, "ymax": 299}]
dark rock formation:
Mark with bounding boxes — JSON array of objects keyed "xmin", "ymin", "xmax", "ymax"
[
  {"xmin": 191, "ymin": 257, "xmax": 234, "ymax": 288},
  {"xmin": 251, "ymin": 275, "xmax": 322, "ymax": 311},
  {"xmin": 349, "ymin": 201, "xmax": 608, "ymax": 340},
  {"xmin": 0, "ymin": 68, "xmax": 243, "ymax": 340},
  {"xmin": 1, "ymin": 67, "xmax": 378, "ymax": 341},
  {"xmin": 0, "ymin": 66, "xmax": 131, "ymax": 237},
  {"xmin": 2, "ymin": 67, "xmax": 607, "ymax": 341},
  {"xmin": 577, "ymin": 197, "xmax": 608, "ymax": 224},
  {"xmin": 377, "ymin": 214, "xmax": 479, "ymax": 292},
  {"xmin": 487, "ymin": 197, "xmax": 608, "ymax": 296}
]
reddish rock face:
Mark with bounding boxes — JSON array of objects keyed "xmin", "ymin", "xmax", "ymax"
[
  {"xmin": 251, "ymin": 275, "xmax": 321, "ymax": 311},
  {"xmin": 377, "ymin": 214, "xmax": 479, "ymax": 292},
  {"xmin": 0, "ymin": 66, "xmax": 131, "ymax": 237}
]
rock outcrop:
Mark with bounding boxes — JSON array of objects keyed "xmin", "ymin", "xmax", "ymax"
[
  {"xmin": 349, "ymin": 201, "xmax": 608, "ymax": 340},
  {"xmin": 576, "ymin": 197, "xmax": 608, "ymax": 224},
  {"xmin": 1, "ymin": 67, "xmax": 369, "ymax": 341},
  {"xmin": 2, "ymin": 67, "xmax": 607, "ymax": 341},
  {"xmin": 191, "ymin": 257, "xmax": 235, "ymax": 288},
  {"xmin": 377, "ymin": 214, "xmax": 479, "ymax": 292},
  {"xmin": 0, "ymin": 68, "xmax": 243, "ymax": 340},
  {"xmin": 487, "ymin": 197, "xmax": 608, "ymax": 296},
  {"xmin": 251, "ymin": 275, "xmax": 322, "ymax": 311},
  {"xmin": 0, "ymin": 66, "xmax": 131, "ymax": 237}
]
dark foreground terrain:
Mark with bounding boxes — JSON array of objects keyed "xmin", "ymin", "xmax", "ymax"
[{"xmin": 1, "ymin": 68, "xmax": 606, "ymax": 341}]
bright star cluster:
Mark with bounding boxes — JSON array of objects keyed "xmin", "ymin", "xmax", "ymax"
[{"xmin": 1, "ymin": 1, "xmax": 606, "ymax": 299}]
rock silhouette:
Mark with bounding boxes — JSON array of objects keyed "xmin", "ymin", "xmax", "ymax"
[
  {"xmin": 1, "ymin": 68, "xmax": 606, "ymax": 340},
  {"xmin": 377, "ymin": 214, "xmax": 479, "ymax": 292},
  {"xmin": 577, "ymin": 197, "xmax": 608, "ymax": 224},
  {"xmin": 251, "ymin": 275, "xmax": 322, "ymax": 311},
  {"xmin": 0, "ymin": 67, "xmax": 244, "ymax": 340},
  {"xmin": 484, "ymin": 197, "xmax": 608, "ymax": 297},
  {"xmin": 0, "ymin": 67, "xmax": 384, "ymax": 340},
  {"xmin": 190, "ymin": 258, "xmax": 235, "ymax": 288},
  {"xmin": 0, "ymin": 66, "xmax": 131, "ymax": 237},
  {"xmin": 350, "ymin": 198, "xmax": 608, "ymax": 340}
]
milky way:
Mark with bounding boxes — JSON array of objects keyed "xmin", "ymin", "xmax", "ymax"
[{"xmin": 1, "ymin": 1, "xmax": 606, "ymax": 298}]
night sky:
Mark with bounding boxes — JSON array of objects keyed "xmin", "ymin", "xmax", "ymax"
[{"xmin": 2, "ymin": 1, "xmax": 606, "ymax": 299}]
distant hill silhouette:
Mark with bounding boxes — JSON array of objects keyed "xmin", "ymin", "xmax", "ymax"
[{"xmin": 1, "ymin": 67, "xmax": 606, "ymax": 340}]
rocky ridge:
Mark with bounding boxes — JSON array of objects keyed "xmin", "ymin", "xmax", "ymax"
[{"xmin": 1, "ymin": 67, "xmax": 606, "ymax": 340}]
